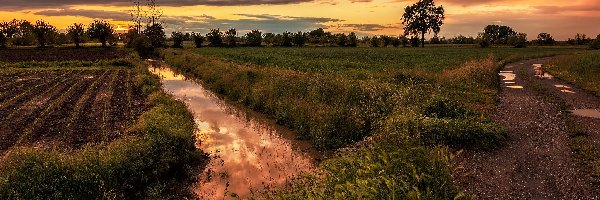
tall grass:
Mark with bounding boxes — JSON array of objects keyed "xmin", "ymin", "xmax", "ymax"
[
  {"xmin": 546, "ymin": 51, "xmax": 600, "ymax": 96},
  {"xmin": 0, "ymin": 57, "xmax": 206, "ymax": 198}
]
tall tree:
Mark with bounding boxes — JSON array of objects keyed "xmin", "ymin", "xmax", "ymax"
[
  {"xmin": 536, "ymin": 33, "xmax": 555, "ymax": 46},
  {"xmin": 402, "ymin": 0, "xmax": 444, "ymax": 47},
  {"xmin": 131, "ymin": 0, "xmax": 144, "ymax": 34},
  {"xmin": 87, "ymin": 20, "xmax": 114, "ymax": 47},
  {"xmin": 67, "ymin": 23, "xmax": 85, "ymax": 48},
  {"xmin": 146, "ymin": 0, "xmax": 162, "ymax": 26},
  {"xmin": 244, "ymin": 30, "xmax": 262, "ymax": 47},
  {"xmin": 483, "ymin": 25, "xmax": 516, "ymax": 44},
  {"xmin": 32, "ymin": 20, "xmax": 56, "ymax": 48}
]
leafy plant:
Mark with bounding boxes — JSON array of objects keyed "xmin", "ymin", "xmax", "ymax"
[
  {"xmin": 87, "ymin": 20, "xmax": 114, "ymax": 47},
  {"xmin": 171, "ymin": 31, "xmax": 184, "ymax": 48},
  {"xmin": 31, "ymin": 20, "xmax": 56, "ymax": 48},
  {"xmin": 67, "ymin": 23, "xmax": 85, "ymax": 48},
  {"xmin": 244, "ymin": 30, "xmax": 262, "ymax": 47},
  {"xmin": 206, "ymin": 29, "xmax": 223, "ymax": 47}
]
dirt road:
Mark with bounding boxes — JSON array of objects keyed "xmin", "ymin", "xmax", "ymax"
[{"xmin": 456, "ymin": 58, "xmax": 600, "ymax": 199}]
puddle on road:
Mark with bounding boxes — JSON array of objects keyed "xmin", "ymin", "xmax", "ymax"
[
  {"xmin": 569, "ymin": 109, "xmax": 600, "ymax": 119},
  {"xmin": 533, "ymin": 64, "xmax": 554, "ymax": 79},
  {"xmin": 148, "ymin": 61, "xmax": 318, "ymax": 199},
  {"xmin": 499, "ymin": 70, "xmax": 523, "ymax": 89}
]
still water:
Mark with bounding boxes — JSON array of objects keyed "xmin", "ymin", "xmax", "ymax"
[{"xmin": 148, "ymin": 61, "xmax": 318, "ymax": 199}]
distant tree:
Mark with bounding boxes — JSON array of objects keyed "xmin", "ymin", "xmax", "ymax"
[
  {"xmin": 67, "ymin": 23, "xmax": 85, "ymax": 48},
  {"xmin": 171, "ymin": 31, "xmax": 184, "ymax": 48},
  {"xmin": 12, "ymin": 20, "xmax": 35, "ymax": 46},
  {"xmin": 590, "ymin": 34, "xmax": 600, "ymax": 50},
  {"xmin": 263, "ymin": 33, "xmax": 275, "ymax": 46},
  {"xmin": 224, "ymin": 28, "xmax": 237, "ymax": 47},
  {"xmin": 483, "ymin": 25, "xmax": 516, "ymax": 44},
  {"xmin": 348, "ymin": 32, "xmax": 358, "ymax": 47},
  {"xmin": 183, "ymin": 32, "xmax": 191, "ymax": 41},
  {"xmin": 448, "ymin": 35, "xmax": 475, "ymax": 44},
  {"xmin": 381, "ymin": 35, "xmax": 392, "ymax": 47},
  {"xmin": 477, "ymin": 32, "xmax": 491, "ymax": 48},
  {"xmin": 191, "ymin": 32, "xmax": 204, "ymax": 48},
  {"xmin": 124, "ymin": 27, "xmax": 141, "ymax": 47},
  {"xmin": 144, "ymin": 23, "xmax": 166, "ymax": 48},
  {"xmin": 292, "ymin": 31, "xmax": 307, "ymax": 47},
  {"xmin": 87, "ymin": 20, "xmax": 114, "ymax": 47},
  {"xmin": 430, "ymin": 35, "xmax": 441, "ymax": 44},
  {"xmin": 281, "ymin": 31, "xmax": 293, "ymax": 47},
  {"xmin": 391, "ymin": 37, "xmax": 401, "ymax": 47},
  {"xmin": 535, "ymin": 33, "xmax": 555, "ymax": 46},
  {"xmin": 402, "ymin": 0, "xmax": 445, "ymax": 47},
  {"xmin": 370, "ymin": 36, "xmax": 380, "ymax": 47},
  {"xmin": 146, "ymin": 0, "xmax": 163, "ymax": 26},
  {"xmin": 31, "ymin": 20, "xmax": 56, "ymax": 48},
  {"xmin": 574, "ymin": 33, "xmax": 592, "ymax": 45},
  {"xmin": 308, "ymin": 28, "xmax": 327, "ymax": 45},
  {"xmin": 336, "ymin": 33, "xmax": 348, "ymax": 46},
  {"xmin": 0, "ymin": 30, "xmax": 6, "ymax": 48},
  {"xmin": 50, "ymin": 32, "xmax": 70, "ymax": 46},
  {"xmin": 410, "ymin": 36, "xmax": 420, "ymax": 47},
  {"xmin": 245, "ymin": 30, "xmax": 262, "ymax": 47},
  {"xmin": 400, "ymin": 35, "xmax": 409, "ymax": 47},
  {"xmin": 206, "ymin": 29, "xmax": 223, "ymax": 47},
  {"xmin": 508, "ymin": 33, "xmax": 527, "ymax": 48}
]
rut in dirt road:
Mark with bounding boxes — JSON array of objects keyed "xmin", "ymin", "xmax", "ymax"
[{"xmin": 456, "ymin": 58, "xmax": 600, "ymax": 199}]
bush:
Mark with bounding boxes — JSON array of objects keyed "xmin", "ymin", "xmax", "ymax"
[
  {"xmin": 508, "ymin": 33, "xmax": 527, "ymax": 48},
  {"xmin": 191, "ymin": 32, "xmax": 204, "ymax": 48},
  {"xmin": 132, "ymin": 36, "xmax": 154, "ymax": 57},
  {"xmin": 144, "ymin": 24, "xmax": 166, "ymax": 48},
  {"xmin": 32, "ymin": 20, "xmax": 56, "ymax": 48},
  {"xmin": 67, "ymin": 23, "xmax": 85, "ymax": 48},
  {"xmin": 171, "ymin": 31, "xmax": 184, "ymax": 48},
  {"xmin": 206, "ymin": 29, "xmax": 223, "ymax": 47},
  {"xmin": 280, "ymin": 32, "xmax": 293, "ymax": 47},
  {"xmin": 369, "ymin": 36, "xmax": 380, "ymax": 47},
  {"xmin": 590, "ymin": 34, "xmax": 600, "ymax": 50},
  {"xmin": 244, "ymin": 30, "xmax": 262, "ymax": 47},
  {"xmin": 391, "ymin": 37, "xmax": 401, "ymax": 47},
  {"xmin": 336, "ymin": 33, "xmax": 348, "ymax": 46},
  {"xmin": 348, "ymin": 32, "xmax": 358, "ymax": 47},
  {"xmin": 87, "ymin": 20, "xmax": 114, "ymax": 47},
  {"xmin": 224, "ymin": 29, "xmax": 237, "ymax": 47},
  {"xmin": 410, "ymin": 37, "xmax": 420, "ymax": 47},
  {"xmin": 0, "ymin": 32, "xmax": 6, "ymax": 48},
  {"xmin": 292, "ymin": 32, "xmax": 306, "ymax": 47}
]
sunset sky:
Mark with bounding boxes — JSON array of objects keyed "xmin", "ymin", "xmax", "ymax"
[{"xmin": 0, "ymin": 0, "xmax": 598, "ymax": 40}]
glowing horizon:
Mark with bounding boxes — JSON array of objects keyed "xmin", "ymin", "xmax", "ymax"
[{"xmin": 0, "ymin": 0, "xmax": 599, "ymax": 40}]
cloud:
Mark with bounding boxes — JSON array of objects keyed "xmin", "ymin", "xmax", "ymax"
[
  {"xmin": 33, "ymin": 9, "xmax": 341, "ymax": 34},
  {"xmin": 336, "ymin": 23, "xmax": 399, "ymax": 31},
  {"xmin": 0, "ymin": 0, "xmax": 315, "ymax": 10}
]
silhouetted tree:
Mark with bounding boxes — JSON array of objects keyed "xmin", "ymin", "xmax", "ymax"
[
  {"xmin": 0, "ymin": 30, "xmax": 6, "ymax": 48},
  {"xmin": 280, "ymin": 32, "xmax": 293, "ymax": 47},
  {"xmin": 292, "ymin": 31, "xmax": 306, "ymax": 47},
  {"xmin": 67, "ymin": 23, "xmax": 85, "ymax": 48},
  {"xmin": 144, "ymin": 23, "xmax": 166, "ymax": 48},
  {"xmin": 308, "ymin": 28, "xmax": 327, "ymax": 45},
  {"xmin": 125, "ymin": 27, "xmax": 141, "ymax": 47},
  {"xmin": 171, "ymin": 31, "xmax": 184, "ymax": 48},
  {"xmin": 224, "ymin": 29, "xmax": 237, "ymax": 47},
  {"xmin": 508, "ymin": 33, "xmax": 527, "ymax": 48},
  {"xmin": 477, "ymin": 32, "xmax": 491, "ymax": 48},
  {"xmin": 146, "ymin": 0, "xmax": 163, "ymax": 26},
  {"xmin": 263, "ymin": 33, "xmax": 275, "ymax": 46},
  {"xmin": 206, "ymin": 29, "xmax": 223, "ymax": 47},
  {"xmin": 87, "ymin": 20, "xmax": 114, "ymax": 47},
  {"xmin": 402, "ymin": 0, "xmax": 444, "ymax": 47},
  {"xmin": 391, "ymin": 37, "xmax": 401, "ymax": 47},
  {"xmin": 535, "ymin": 33, "xmax": 555, "ymax": 46},
  {"xmin": 191, "ymin": 32, "xmax": 204, "ymax": 48},
  {"xmin": 483, "ymin": 25, "xmax": 515, "ymax": 44},
  {"xmin": 11, "ymin": 20, "xmax": 35, "ymax": 46},
  {"xmin": 348, "ymin": 32, "xmax": 358, "ymax": 47},
  {"xmin": 400, "ymin": 35, "xmax": 409, "ymax": 47},
  {"xmin": 381, "ymin": 35, "xmax": 392, "ymax": 47},
  {"xmin": 410, "ymin": 36, "xmax": 420, "ymax": 47},
  {"xmin": 370, "ymin": 36, "xmax": 380, "ymax": 47},
  {"xmin": 336, "ymin": 33, "xmax": 348, "ymax": 46},
  {"xmin": 590, "ymin": 34, "xmax": 600, "ymax": 50},
  {"xmin": 245, "ymin": 30, "xmax": 262, "ymax": 47},
  {"xmin": 32, "ymin": 20, "xmax": 56, "ymax": 48}
]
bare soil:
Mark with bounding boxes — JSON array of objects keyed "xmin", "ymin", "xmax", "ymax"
[
  {"xmin": 0, "ymin": 48, "xmax": 128, "ymax": 63},
  {"xmin": 0, "ymin": 69, "xmax": 147, "ymax": 155},
  {"xmin": 456, "ymin": 58, "xmax": 600, "ymax": 199}
]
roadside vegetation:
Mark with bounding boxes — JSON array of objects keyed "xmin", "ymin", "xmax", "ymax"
[
  {"xmin": 546, "ymin": 49, "xmax": 600, "ymax": 96},
  {"xmin": 0, "ymin": 51, "xmax": 206, "ymax": 198},
  {"xmin": 161, "ymin": 46, "xmax": 582, "ymax": 198}
]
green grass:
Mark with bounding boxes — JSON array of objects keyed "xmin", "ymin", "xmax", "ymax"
[
  {"xmin": 0, "ymin": 55, "xmax": 206, "ymax": 198},
  {"xmin": 161, "ymin": 46, "xmax": 581, "ymax": 199},
  {"xmin": 546, "ymin": 51, "xmax": 600, "ymax": 96}
]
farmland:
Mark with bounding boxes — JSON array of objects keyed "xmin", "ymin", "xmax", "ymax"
[
  {"xmin": 0, "ymin": 50, "xmax": 205, "ymax": 199},
  {"xmin": 0, "ymin": 68, "xmax": 145, "ymax": 154}
]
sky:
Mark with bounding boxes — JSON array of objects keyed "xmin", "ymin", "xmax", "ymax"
[{"xmin": 0, "ymin": 0, "xmax": 598, "ymax": 40}]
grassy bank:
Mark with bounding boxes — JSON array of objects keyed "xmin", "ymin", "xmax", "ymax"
[
  {"xmin": 546, "ymin": 51, "xmax": 600, "ymax": 96},
  {"xmin": 161, "ymin": 47, "xmax": 580, "ymax": 198},
  {"xmin": 0, "ymin": 55, "xmax": 206, "ymax": 198}
]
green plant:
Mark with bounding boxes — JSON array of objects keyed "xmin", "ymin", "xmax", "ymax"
[
  {"xmin": 87, "ymin": 20, "xmax": 114, "ymax": 47},
  {"xmin": 31, "ymin": 20, "xmax": 56, "ymax": 48},
  {"xmin": 191, "ymin": 32, "xmax": 204, "ymax": 48},
  {"xmin": 206, "ymin": 29, "xmax": 223, "ymax": 47},
  {"xmin": 171, "ymin": 31, "xmax": 184, "ymax": 48},
  {"xmin": 144, "ymin": 24, "xmax": 166, "ymax": 48},
  {"xmin": 224, "ymin": 28, "xmax": 237, "ymax": 47},
  {"xmin": 244, "ymin": 30, "xmax": 262, "ymax": 47},
  {"xmin": 67, "ymin": 23, "xmax": 85, "ymax": 48}
]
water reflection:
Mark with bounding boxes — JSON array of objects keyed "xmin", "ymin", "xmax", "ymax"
[
  {"xmin": 569, "ymin": 109, "xmax": 600, "ymax": 119},
  {"xmin": 147, "ymin": 62, "xmax": 318, "ymax": 199},
  {"xmin": 499, "ymin": 70, "xmax": 523, "ymax": 89}
]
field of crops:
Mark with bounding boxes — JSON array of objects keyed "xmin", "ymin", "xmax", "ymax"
[
  {"xmin": 192, "ymin": 46, "xmax": 583, "ymax": 72},
  {"xmin": 0, "ymin": 48, "xmax": 129, "ymax": 62},
  {"xmin": 0, "ymin": 68, "xmax": 145, "ymax": 154}
]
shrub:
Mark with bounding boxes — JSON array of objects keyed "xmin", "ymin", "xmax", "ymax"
[
  {"xmin": 224, "ymin": 28, "xmax": 237, "ymax": 47},
  {"xmin": 144, "ymin": 24, "xmax": 166, "ymax": 48},
  {"xmin": 381, "ymin": 35, "xmax": 391, "ymax": 47},
  {"xmin": 369, "ymin": 36, "xmax": 380, "ymax": 47},
  {"xmin": 244, "ymin": 30, "xmax": 262, "ymax": 47},
  {"xmin": 535, "ymin": 32, "xmax": 555, "ymax": 46},
  {"xmin": 590, "ymin": 34, "xmax": 600, "ymax": 50},
  {"xmin": 206, "ymin": 29, "xmax": 223, "ymax": 47},
  {"xmin": 132, "ymin": 36, "xmax": 153, "ymax": 57},
  {"xmin": 292, "ymin": 31, "xmax": 306, "ymax": 47},
  {"xmin": 171, "ymin": 31, "xmax": 184, "ymax": 48},
  {"xmin": 391, "ymin": 37, "xmax": 401, "ymax": 47},
  {"xmin": 280, "ymin": 32, "xmax": 293, "ymax": 47},
  {"xmin": 478, "ymin": 33, "xmax": 491, "ymax": 48},
  {"xmin": 348, "ymin": 32, "xmax": 358, "ymax": 47},
  {"xmin": 508, "ymin": 33, "xmax": 527, "ymax": 48},
  {"xmin": 191, "ymin": 32, "xmax": 204, "ymax": 48},
  {"xmin": 336, "ymin": 33, "xmax": 348, "ymax": 46},
  {"xmin": 410, "ymin": 36, "xmax": 420, "ymax": 47},
  {"xmin": 0, "ymin": 32, "xmax": 6, "ymax": 48}
]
